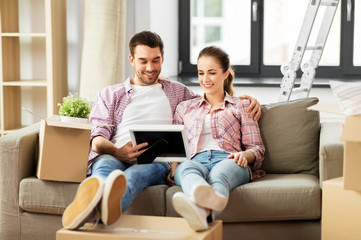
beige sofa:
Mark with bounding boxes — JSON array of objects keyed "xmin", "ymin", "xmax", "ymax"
[{"xmin": 0, "ymin": 97, "xmax": 344, "ymax": 240}]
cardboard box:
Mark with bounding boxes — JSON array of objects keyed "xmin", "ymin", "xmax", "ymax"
[
  {"xmin": 56, "ymin": 215, "xmax": 222, "ymax": 240},
  {"xmin": 341, "ymin": 116, "xmax": 361, "ymax": 191},
  {"xmin": 37, "ymin": 119, "xmax": 92, "ymax": 182},
  {"xmin": 322, "ymin": 177, "xmax": 361, "ymax": 240},
  {"xmin": 308, "ymin": 103, "xmax": 361, "ymax": 191}
]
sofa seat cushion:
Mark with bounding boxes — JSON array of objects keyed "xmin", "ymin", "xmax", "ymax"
[
  {"xmin": 19, "ymin": 177, "xmax": 169, "ymax": 216},
  {"xmin": 123, "ymin": 184, "xmax": 169, "ymax": 216},
  {"xmin": 166, "ymin": 174, "xmax": 321, "ymax": 222},
  {"xmin": 19, "ymin": 177, "xmax": 78, "ymax": 215}
]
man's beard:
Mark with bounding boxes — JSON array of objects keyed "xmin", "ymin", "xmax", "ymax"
[{"xmin": 135, "ymin": 71, "xmax": 160, "ymax": 85}]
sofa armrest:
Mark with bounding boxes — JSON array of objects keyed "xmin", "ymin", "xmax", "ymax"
[
  {"xmin": 319, "ymin": 121, "xmax": 344, "ymax": 188},
  {"xmin": 0, "ymin": 123, "xmax": 40, "ymax": 182},
  {"xmin": 0, "ymin": 123, "xmax": 40, "ymax": 236}
]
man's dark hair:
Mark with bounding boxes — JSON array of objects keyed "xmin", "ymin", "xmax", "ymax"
[{"xmin": 129, "ymin": 31, "xmax": 164, "ymax": 57}]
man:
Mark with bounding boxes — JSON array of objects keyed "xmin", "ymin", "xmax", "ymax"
[{"xmin": 62, "ymin": 31, "xmax": 261, "ymax": 230}]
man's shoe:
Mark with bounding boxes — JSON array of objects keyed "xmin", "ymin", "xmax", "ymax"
[
  {"xmin": 192, "ymin": 183, "xmax": 227, "ymax": 211},
  {"xmin": 62, "ymin": 176, "xmax": 104, "ymax": 229},
  {"xmin": 101, "ymin": 169, "xmax": 127, "ymax": 225},
  {"xmin": 172, "ymin": 192, "xmax": 208, "ymax": 231}
]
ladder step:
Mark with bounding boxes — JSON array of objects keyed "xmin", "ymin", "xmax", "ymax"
[
  {"xmin": 291, "ymin": 87, "xmax": 309, "ymax": 94},
  {"xmin": 306, "ymin": 45, "xmax": 323, "ymax": 51},
  {"xmin": 320, "ymin": 0, "xmax": 338, "ymax": 6},
  {"xmin": 277, "ymin": 0, "xmax": 339, "ymax": 102}
]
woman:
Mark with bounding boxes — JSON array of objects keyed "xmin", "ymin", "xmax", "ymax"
[{"xmin": 169, "ymin": 46, "xmax": 265, "ymax": 231}]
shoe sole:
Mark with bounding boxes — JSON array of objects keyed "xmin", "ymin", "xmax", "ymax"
[
  {"xmin": 193, "ymin": 184, "xmax": 227, "ymax": 211},
  {"xmin": 101, "ymin": 170, "xmax": 127, "ymax": 225},
  {"xmin": 62, "ymin": 177, "xmax": 103, "ymax": 229},
  {"xmin": 172, "ymin": 193, "xmax": 208, "ymax": 231}
]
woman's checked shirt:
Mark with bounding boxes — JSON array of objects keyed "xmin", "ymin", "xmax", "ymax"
[{"xmin": 173, "ymin": 93, "xmax": 266, "ymax": 180}]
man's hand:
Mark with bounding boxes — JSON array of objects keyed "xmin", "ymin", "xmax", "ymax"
[
  {"xmin": 92, "ymin": 136, "xmax": 148, "ymax": 164},
  {"xmin": 239, "ymin": 95, "xmax": 261, "ymax": 121},
  {"xmin": 113, "ymin": 141, "xmax": 148, "ymax": 164}
]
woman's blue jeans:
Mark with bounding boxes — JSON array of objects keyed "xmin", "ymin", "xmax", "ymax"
[
  {"xmin": 91, "ymin": 154, "xmax": 170, "ymax": 212},
  {"xmin": 174, "ymin": 150, "xmax": 250, "ymax": 216}
]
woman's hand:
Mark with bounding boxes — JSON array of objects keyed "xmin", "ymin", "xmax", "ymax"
[
  {"xmin": 228, "ymin": 152, "xmax": 248, "ymax": 168},
  {"xmin": 167, "ymin": 162, "xmax": 179, "ymax": 186},
  {"xmin": 166, "ymin": 171, "xmax": 175, "ymax": 186}
]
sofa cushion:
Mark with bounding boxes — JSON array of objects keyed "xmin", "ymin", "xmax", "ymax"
[
  {"xmin": 123, "ymin": 184, "xmax": 169, "ymax": 216},
  {"xmin": 166, "ymin": 174, "xmax": 321, "ymax": 222},
  {"xmin": 258, "ymin": 97, "xmax": 320, "ymax": 175},
  {"xmin": 19, "ymin": 177, "xmax": 168, "ymax": 216},
  {"xmin": 19, "ymin": 177, "xmax": 78, "ymax": 215}
]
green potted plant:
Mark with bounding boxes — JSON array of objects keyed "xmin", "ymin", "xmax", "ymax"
[{"xmin": 58, "ymin": 94, "xmax": 91, "ymax": 123}]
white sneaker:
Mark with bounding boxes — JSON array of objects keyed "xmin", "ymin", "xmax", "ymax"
[
  {"xmin": 172, "ymin": 192, "xmax": 208, "ymax": 231},
  {"xmin": 101, "ymin": 170, "xmax": 127, "ymax": 225},
  {"xmin": 62, "ymin": 176, "xmax": 104, "ymax": 229},
  {"xmin": 191, "ymin": 183, "xmax": 227, "ymax": 211}
]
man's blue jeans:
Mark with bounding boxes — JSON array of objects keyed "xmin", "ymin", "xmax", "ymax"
[
  {"xmin": 91, "ymin": 154, "xmax": 170, "ymax": 211},
  {"xmin": 174, "ymin": 150, "xmax": 250, "ymax": 215}
]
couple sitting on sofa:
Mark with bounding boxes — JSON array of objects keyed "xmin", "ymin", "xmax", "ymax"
[{"xmin": 62, "ymin": 31, "xmax": 265, "ymax": 232}]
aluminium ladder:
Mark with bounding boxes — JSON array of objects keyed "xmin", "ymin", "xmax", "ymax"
[{"xmin": 277, "ymin": 0, "xmax": 340, "ymax": 102}]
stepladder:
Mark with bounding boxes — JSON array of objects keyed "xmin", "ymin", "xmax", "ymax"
[{"xmin": 277, "ymin": 0, "xmax": 340, "ymax": 102}]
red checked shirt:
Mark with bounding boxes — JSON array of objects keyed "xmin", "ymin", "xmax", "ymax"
[
  {"xmin": 173, "ymin": 93, "xmax": 266, "ymax": 180},
  {"xmin": 87, "ymin": 76, "xmax": 198, "ymax": 175}
]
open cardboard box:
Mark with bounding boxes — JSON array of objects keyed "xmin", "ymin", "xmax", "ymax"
[
  {"xmin": 56, "ymin": 215, "xmax": 222, "ymax": 240},
  {"xmin": 37, "ymin": 118, "xmax": 92, "ymax": 182},
  {"xmin": 308, "ymin": 103, "xmax": 361, "ymax": 192},
  {"xmin": 322, "ymin": 177, "xmax": 361, "ymax": 240}
]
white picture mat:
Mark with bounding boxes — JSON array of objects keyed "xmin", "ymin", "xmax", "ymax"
[{"xmin": 129, "ymin": 124, "xmax": 190, "ymax": 162}]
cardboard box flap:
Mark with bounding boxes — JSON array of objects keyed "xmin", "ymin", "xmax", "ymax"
[
  {"xmin": 46, "ymin": 119, "xmax": 92, "ymax": 130},
  {"xmin": 341, "ymin": 116, "xmax": 361, "ymax": 142},
  {"xmin": 307, "ymin": 103, "xmax": 343, "ymax": 115}
]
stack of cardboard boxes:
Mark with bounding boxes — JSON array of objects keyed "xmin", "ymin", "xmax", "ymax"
[{"xmin": 309, "ymin": 104, "xmax": 361, "ymax": 240}]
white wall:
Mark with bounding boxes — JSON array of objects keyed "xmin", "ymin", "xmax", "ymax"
[
  {"xmin": 19, "ymin": 0, "xmax": 82, "ymax": 124},
  {"xmin": 66, "ymin": 0, "xmax": 342, "ymax": 123},
  {"xmin": 124, "ymin": 0, "xmax": 179, "ymax": 78},
  {"xmin": 67, "ymin": 0, "xmax": 84, "ymax": 94},
  {"xmin": 67, "ymin": 0, "xmax": 178, "ymax": 87},
  {"xmin": 188, "ymin": 85, "xmax": 344, "ymax": 122},
  {"xmin": 12, "ymin": 0, "xmax": 343, "ymax": 127}
]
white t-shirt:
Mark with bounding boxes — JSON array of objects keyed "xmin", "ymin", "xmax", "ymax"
[
  {"xmin": 111, "ymin": 83, "xmax": 172, "ymax": 148},
  {"xmin": 197, "ymin": 114, "xmax": 223, "ymax": 153}
]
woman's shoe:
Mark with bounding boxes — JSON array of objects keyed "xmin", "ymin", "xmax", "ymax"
[
  {"xmin": 191, "ymin": 183, "xmax": 227, "ymax": 211},
  {"xmin": 172, "ymin": 192, "xmax": 208, "ymax": 231}
]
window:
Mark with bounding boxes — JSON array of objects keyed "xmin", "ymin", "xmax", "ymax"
[
  {"xmin": 263, "ymin": 0, "xmax": 340, "ymax": 66},
  {"xmin": 190, "ymin": 0, "xmax": 251, "ymax": 65},
  {"xmin": 179, "ymin": 0, "xmax": 361, "ymax": 81},
  {"xmin": 354, "ymin": 0, "xmax": 361, "ymax": 66}
]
